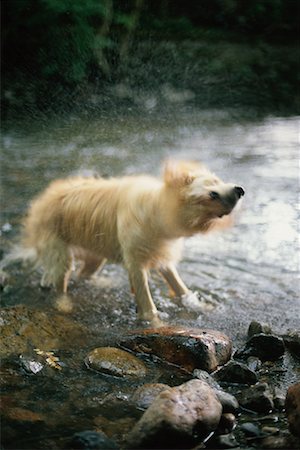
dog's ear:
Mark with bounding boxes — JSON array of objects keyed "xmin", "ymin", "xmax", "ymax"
[{"xmin": 163, "ymin": 160, "xmax": 203, "ymax": 187}]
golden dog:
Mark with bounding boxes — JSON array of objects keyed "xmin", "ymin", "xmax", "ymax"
[{"xmin": 5, "ymin": 160, "xmax": 244, "ymax": 320}]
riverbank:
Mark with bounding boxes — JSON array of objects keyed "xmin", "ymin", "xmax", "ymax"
[{"xmin": 2, "ymin": 37, "xmax": 299, "ymax": 120}]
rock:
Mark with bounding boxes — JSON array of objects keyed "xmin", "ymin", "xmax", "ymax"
[
  {"xmin": 193, "ymin": 369, "xmax": 239, "ymax": 413},
  {"xmin": 246, "ymin": 356, "xmax": 262, "ymax": 372},
  {"xmin": 235, "ymin": 334, "xmax": 285, "ymax": 361},
  {"xmin": 283, "ymin": 331, "xmax": 300, "ymax": 357},
  {"xmin": 193, "ymin": 369, "xmax": 221, "ymax": 389},
  {"xmin": 240, "ymin": 422, "xmax": 262, "ymax": 437},
  {"xmin": 261, "ymin": 426, "xmax": 279, "ymax": 435},
  {"xmin": 285, "ymin": 382, "xmax": 300, "ymax": 437},
  {"xmin": 214, "ymin": 391, "xmax": 239, "ymax": 414},
  {"xmin": 248, "ymin": 320, "xmax": 272, "ymax": 338},
  {"xmin": 237, "ymin": 382, "xmax": 274, "ymax": 413},
  {"xmin": 206, "ymin": 433, "xmax": 239, "ymax": 448},
  {"xmin": 119, "ymin": 326, "xmax": 232, "ymax": 373},
  {"xmin": 273, "ymin": 387, "xmax": 285, "ymax": 411},
  {"xmin": 217, "ymin": 413, "xmax": 236, "ymax": 434},
  {"xmin": 126, "ymin": 379, "xmax": 223, "ymax": 449},
  {"xmin": 261, "ymin": 434, "xmax": 300, "ymax": 449},
  {"xmin": 131, "ymin": 383, "xmax": 170, "ymax": 410},
  {"xmin": 85, "ymin": 347, "xmax": 146, "ymax": 378},
  {"xmin": 213, "ymin": 360, "xmax": 258, "ymax": 385},
  {"xmin": 68, "ymin": 430, "xmax": 118, "ymax": 449},
  {"xmin": 19, "ymin": 355, "xmax": 44, "ymax": 374}
]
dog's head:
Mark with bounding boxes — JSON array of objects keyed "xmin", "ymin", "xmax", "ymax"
[{"xmin": 163, "ymin": 160, "xmax": 244, "ymax": 234}]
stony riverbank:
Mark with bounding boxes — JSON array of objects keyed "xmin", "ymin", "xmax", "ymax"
[{"xmin": 1, "ymin": 303, "xmax": 299, "ymax": 449}]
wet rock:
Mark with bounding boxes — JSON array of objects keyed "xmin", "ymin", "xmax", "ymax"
[
  {"xmin": 285, "ymin": 382, "xmax": 300, "ymax": 437},
  {"xmin": 68, "ymin": 430, "xmax": 119, "ymax": 449},
  {"xmin": 237, "ymin": 382, "xmax": 274, "ymax": 413},
  {"xmin": 246, "ymin": 356, "xmax": 262, "ymax": 372},
  {"xmin": 261, "ymin": 426, "xmax": 279, "ymax": 435},
  {"xmin": 283, "ymin": 331, "xmax": 300, "ymax": 357},
  {"xmin": 0, "ymin": 305, "xmax": 88, "ymax": 357},
  {"xmin": 214, "ymin": 391, "xmax": 239, "ymax": 414},
  {"xmin": 120, "ymin": 326, "xmax": 232, "ymax": 373},
  {"xmin": 19, "ymin": 355, "xmax": 44, "ymax": 374},
  {"xmin": 248, "ymin": 320, "xmax": 272, "ymax": 338},
  {"xmin": 193, "ymin": 369, "xmax": 221, "ymax": 389},
  {"xmin": 261, "ymin": 434, "xmax": 300, "ymax": 449},
  {"xmin": 131, "ymin": 383, "xmax": 170, "ymax": 410},
  {"xmin": 240, "ymin": 422, "xmax": 262, "ymax": 437},
  {"xmin": 217, "ymin": 413, "xmax": 236, "ymax": 434},
  {"xmin": 193, "ymin": 369, "xmax": 239, "ymax": 413},
  {"xmin": 85, "ymin": 347, "xmax": 147, "ymax": 378},
  {"xmin": 206, "ymin": 433, "xmax": 239, "ymax": 448},
  {"xmin": 235, "ymin": 334, "xmax": 285, "ymax": 361},
  {"xmin": 125, "ymin": 379, "xmax": 222, "ymax": 449},
  {"xmin": 273, "ymin": 387, "xmax": 285, "ymax": 411},
  {"xmin": 213, "ymin": 360, "xmax": 258, "ymax": 385}
]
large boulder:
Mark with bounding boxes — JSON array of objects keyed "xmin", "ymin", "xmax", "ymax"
[
  {"xmin": 126, "ymin": 379, "xmax": 222, "ymax": 449},
  {"xmin": 119, "ymin": 326, "xmax": 232, "ymax": 373}
]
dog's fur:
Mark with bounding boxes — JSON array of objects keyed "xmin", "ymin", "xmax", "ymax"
[{"xmin": 3, "ymin": 160, "xmax": 244, "ymax": 320}]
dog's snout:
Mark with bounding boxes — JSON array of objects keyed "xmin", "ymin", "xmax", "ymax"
[{"xmin": 234, "ymin": 186, "xmax": 245, "ymax": 198}]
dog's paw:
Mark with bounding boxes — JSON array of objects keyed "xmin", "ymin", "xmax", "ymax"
[{"xmin": 181, "ymin": 291, "xmax": 204, "ymax": 312}]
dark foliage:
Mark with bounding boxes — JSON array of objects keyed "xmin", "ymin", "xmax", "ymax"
[{"xmin": 1, "ymin": 0, "xmax": 299, "ymax": 115}]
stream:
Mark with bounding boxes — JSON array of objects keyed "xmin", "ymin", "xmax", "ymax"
[{"xmin": 1, "ymin": 107, "xmax": 299, "ymax": 449}]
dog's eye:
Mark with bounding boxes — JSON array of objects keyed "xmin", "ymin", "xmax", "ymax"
[{"xmin": 209, "ymin": 191, "xmax": 220, "ymax": 200}]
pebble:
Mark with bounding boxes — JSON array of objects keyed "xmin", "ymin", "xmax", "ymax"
[
  {"xmin": 282, "ymin": 331, "xmax": 300, "ymax": 357},
  {"xmin": 126, "ymin": 379, "xmax": 222, "ymax": 449},
  {"xmin": 68, "ymin": 430, "xmax": 118, "ymax": 449},
  {"xmin": 85, "ymin": 347, "xmax": 147, "ymax": 378},
  {"xmin": 261, "ymin": 434, "xmax": 300, "ymax": 449},
  {"xmin": 119, "ymin": 326, "xmax": 232, "ymax": 373},
  {"xmin": 213, "ymin": 360, "xmax": 258, "ymax": 384},
  {"xmin": 235, "ymin": 333, "xmax": 285, "ymax": 361},
  {"xmin": 248, "ymin": 320, "xmax": 272, "ymax": 337},
  {"xmin": 237, "ymin": 382, "xmax": 274, "ymax": 413},
  {"xmin": 130, "ymin": 383, "xmax": 170, "ymax": 410},
  {"xmin": 246, "ymin": 356, "xmax": 262, "ymax": 372},
  {"xmin": 240, "ymin": 421, "xmax": 262, "ymax": 437},
  {"xmin": 217, "ymin": 413, "xmax": 236, "ymax": 434},
  {"xmin": 214, "ymin": 390, "xmax": 239, "ymax": 413},
  {"xmin": 273, "ymin": 387, "xmax": 285, "ymax": 411},
  {"xmin": 19, "ymin": 355, "xmax": 44, "ymax": 374},
  {"xmin": 193, "ymin": 369, "xmax": 221, "ymax": 389},
  {"xmin": 206, "ymin": 433, "xmax": 239, "ymax": 448}
]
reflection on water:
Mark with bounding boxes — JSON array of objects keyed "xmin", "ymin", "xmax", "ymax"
[{"xmin": 1, "ymin": 111, "xmax": 299, "ymax": 340}]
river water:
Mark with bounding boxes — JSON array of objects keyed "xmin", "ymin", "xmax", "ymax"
[
  {"xmin": 0, "ymin": 108, "xmax": 299, "ymax": 448},
  {"xmin": 1, "ymin": 109, "xmax": 299, "ymax": 337}
]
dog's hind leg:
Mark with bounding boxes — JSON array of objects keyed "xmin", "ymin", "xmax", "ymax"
[
  {"xmin": 77, "ymin": 255, "xmax": 107, "ymax": 279},
  {"xmin": 38, "ymin": 237, "xmax": 72, "ymax": 293},
  {"xmin": 160, "ymin": 264, "xmax": 190, "ymax": 297}
]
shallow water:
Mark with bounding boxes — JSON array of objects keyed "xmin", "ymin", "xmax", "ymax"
[
  {"xmin": 1, "ymin": 109, "xmax": 299, "ymax": 329},
  {"xmin": 1, "ymin": 108, "xmax": 300, "ymax": 448}
]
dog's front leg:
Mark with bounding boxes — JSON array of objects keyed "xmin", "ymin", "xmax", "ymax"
[
  {"xmin": 127, "ymin": 264, "xmax": 158, "ymax": 321},
  {"xmin": 160, "ymin": 264, "xmax": 190, "ymax": 297}
]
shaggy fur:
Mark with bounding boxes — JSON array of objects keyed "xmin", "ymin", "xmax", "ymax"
[{"xmin": 3, "ymin": 160, "xmax": 244, "ymax": 320}]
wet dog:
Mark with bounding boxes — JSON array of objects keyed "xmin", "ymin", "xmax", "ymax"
[{"xmin": 3, "ymin": 160, "xmax": 244, "ymax": 320}]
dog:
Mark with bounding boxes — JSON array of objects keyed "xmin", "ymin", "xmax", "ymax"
[{"xmin": 3, "ymin": 160, "xmax": 244, "ymax": 320}]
